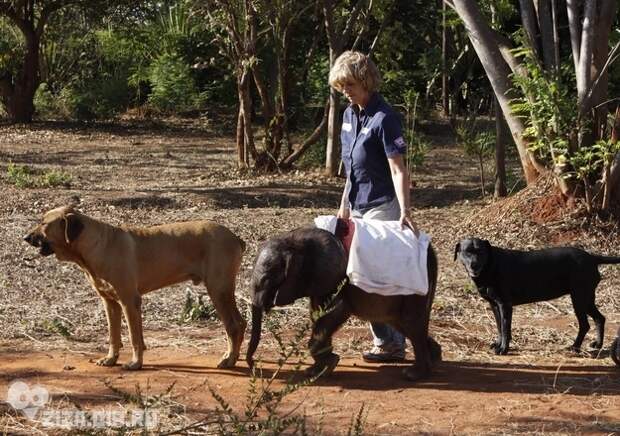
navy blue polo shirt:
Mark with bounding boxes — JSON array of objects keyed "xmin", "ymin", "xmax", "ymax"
[{"xmin": 341, "ymin": 92, "xmax": 407, "ymax": 212}]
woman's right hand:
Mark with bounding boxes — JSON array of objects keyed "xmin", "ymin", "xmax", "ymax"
[{"xmin": 337, "ymin": 206, "xmax": 350, "ymax": 219}]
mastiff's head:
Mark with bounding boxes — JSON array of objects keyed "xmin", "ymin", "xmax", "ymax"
[{"xmin": 24, "ymin": 206, "xmax": 84, "ymax": 260}]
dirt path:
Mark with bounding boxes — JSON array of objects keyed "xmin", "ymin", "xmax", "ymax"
[{"xmin": 1, "ymin": 120, "xmax": 619, "ymax": 434}]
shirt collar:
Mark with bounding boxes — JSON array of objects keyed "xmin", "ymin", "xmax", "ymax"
[{"xmin": 360, "ymin": 92, "xmax": 381, "ymax": 117}]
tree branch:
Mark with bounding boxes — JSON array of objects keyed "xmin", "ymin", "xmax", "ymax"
[
  {"xmin": 341, "ymin": 0, "xmax": 368, "ymax": 44},
  {"xmin": 281, "ymin": 99, "xmax": 329, "ymax": 168}
]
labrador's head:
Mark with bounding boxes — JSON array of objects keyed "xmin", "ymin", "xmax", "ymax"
[
  {"xmin": 454, "ymin": 237, "xmax": 492, "ymax": 278},
  {"xmin": 24, "ymin": 206, "xmax": 84, "ymax": 260}
]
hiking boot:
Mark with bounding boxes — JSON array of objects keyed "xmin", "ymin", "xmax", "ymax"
[{"xmin": 362, "ymin": 345, "xmax": 406, "ymax": 363}]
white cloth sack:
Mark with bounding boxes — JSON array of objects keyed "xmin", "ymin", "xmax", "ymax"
[
  {"xmin": 313, "ymin": 215, "xmax": 338, "ymax": 235},
  {"xmin": 313, "ymin": 215, "xmax": 430, "ymax": 296}
]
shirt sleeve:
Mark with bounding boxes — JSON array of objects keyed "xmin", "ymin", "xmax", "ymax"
[{"xmin": 378, "ymin": 112, "xmax": 407, "ymax": 158}]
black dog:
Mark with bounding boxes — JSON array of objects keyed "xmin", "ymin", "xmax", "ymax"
[{"xmin": 455, "ymin": 237, "xmax": 620, "ymax": 355}]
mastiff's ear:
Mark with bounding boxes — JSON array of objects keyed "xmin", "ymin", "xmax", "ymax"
[
  {"xmin": 453, "ymin": 241, "xmax": 461, "ymax": 261},
  {"xmin": 274, "ymin": 250, "xmax": 303, "ymax": 306},
  {"xmin": 64, "ymin": 213, "xmax": 83, "ymax": 244}
]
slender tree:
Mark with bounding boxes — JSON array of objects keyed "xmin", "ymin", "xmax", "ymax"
[
  {"xmin": 446, "ymin": 0, "xmax": 620, "ymax": 208},
  {"xmin": 0, "ymin": 0, "xmax": 128, "ymax": 123}
]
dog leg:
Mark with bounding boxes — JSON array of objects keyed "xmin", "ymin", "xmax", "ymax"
[
  {"xmin": 611, "ymin": 337, "xmax": 620, "ymax": 366},
  {"xmin": 496, "ymin": 303, "xmax": 512, "ymax": 355},
  {"xmin": 96, "ymin": 297, "xmax": 123, "ymax": 366},
  {"xmin": 207, "ymin": 284, "xmax": 246, "ymax": 369},
  {"xmin": 119, "ymin": 294, "xmax": 145, "ymax": 370},
  {"xmin": 305, "ymin": 298, "xmax": 350, "ymax": 378},
  {"xmin": 568, "ymin": 293, "xmax": 591, "ymax": 352},
  {"xmin": 489, "ymin": 301, "xmax": 502, "ymax": 352},
  {"xmin": 586, "ymin": 302, "xmax": 605, "ymax": 350}
]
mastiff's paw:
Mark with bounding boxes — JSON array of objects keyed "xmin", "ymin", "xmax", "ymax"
[
  {"xmin": 217, "ymin": 354, "xmax": 238, "ymax": 369},
  {"xmin": 122, "ymin": 360, "xmax": 143, "ymax": 370},
  {"xmin": 95, "ymin": 355, "xmax": 119, "ymax": 367}
]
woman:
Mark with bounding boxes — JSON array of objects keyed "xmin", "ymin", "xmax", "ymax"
[{"xmin": 329, "ymin": 50, "xmax": 419, "ymax": 363}]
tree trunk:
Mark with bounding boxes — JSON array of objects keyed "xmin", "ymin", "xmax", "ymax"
[
  {"xmin": 494, "ymin": 97, "xmax": 508, "ymax": 198},
  {"xmin": 323, "ymin": 0, "xmax": 342, "ymax": 176},
  {"xmin": 518, "ymin": 0, "xmax": 541, "ymax": 59},
  {"xmin": 566, "ymin": 0, "xmax": 581, "ymax": 73},
  {"xmin": 239, "ymin": 69, "xmax": 257, "ymax": 167},
  {"xmin": 576, "ymin": 0, "xmax": 596, "ymax": 114},
  {"xmin": 322, "ymin": 0, "xmax": 367, "ymax": 176},
  {"xmin": 449, "ymin": 0, "xmax": 542, "ymax": 184},
  {"xmin": 441, "ymin": 0, "xmax": 449, "ymax": 117},
  {"xmin": 325, "ymin": 73, "xmax": 341, "ymax": 176},
  {"xmin": 1, "ymin": 32, "xmax": 39, "ymax": 123},
  {"xmin": 591, "ymin": 0, "xmax": 618, "ymax": 137},
  {"xmin": 536, "ymin": 0, "xmax": 556, "ymax": 72}
]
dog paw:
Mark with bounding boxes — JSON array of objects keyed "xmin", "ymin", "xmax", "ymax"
[
  {"xmin": 217, "ymin": 355, "xmax": 237, "ymax": 369},
  {"xmin": 489, "ymin": 341, "xmax": 500, "ymax": 351},
  {"xmin": 402, "ymin": 366, "xmax": 430, "ymax": 382},
  {"xmin": 494, "ymin": 346, "xmax": 509, "ymax": 355},
  {"xmin": 122, "ymin": 361, "xmax": 143, "ymax": 370},
  {"xmin": 95, "ymin": 355, "xmax": 118, "ymax": 367},
  {"xmin": 589, "ymin": 340, "xmax": 603, "ymax": 350},
  {"xmin": 566, "ymin": 345, "xmax": 581, "ymax": 354}
]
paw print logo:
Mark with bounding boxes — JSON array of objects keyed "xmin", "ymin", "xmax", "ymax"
[{"xmin": 6, "ymin": 381, "xmax": 49, "ymax": 420}]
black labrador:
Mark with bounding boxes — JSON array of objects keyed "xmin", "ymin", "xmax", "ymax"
[{"xmin": 454, "ymin": 237, "xmax": 620, "ymax": 355}]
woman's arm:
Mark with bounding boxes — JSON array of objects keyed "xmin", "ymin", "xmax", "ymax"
[
  {"xmin": 387, "ymin": 155, "xmax": 419, "ymax": 235},
  {"xmin": 337, "ymin": 177, "xmax": 351, "ymax": 219}
]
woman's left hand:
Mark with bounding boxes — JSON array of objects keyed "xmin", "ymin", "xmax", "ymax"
[{"xmin": 399, "ymin": 213, "xmax": 420, "ymax": 237}]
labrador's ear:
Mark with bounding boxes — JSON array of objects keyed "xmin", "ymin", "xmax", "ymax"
[
  {"xmin": 64, "ymin": 213, "xmax": 83, "ymax": 244},
  {"xmin": 453, "ymin": 241, "xmax": 461, "ymax": 261},
  {"xmin": 482, "ymin": 239, "xmax": 492, "ymax": 253},
  {"xmin": 274, "ymin": 250, "xmax": 304, "ymax": 306}
]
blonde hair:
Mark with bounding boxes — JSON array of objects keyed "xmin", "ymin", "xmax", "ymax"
[{"xmin": 328, "ymin": 51, "xmax": 382, "ymax": 93}]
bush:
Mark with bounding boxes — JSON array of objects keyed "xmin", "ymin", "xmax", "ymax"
[
  {"xmin": 148, "ymin": 53, "xmax": 201, "ymax": 113},
  {"xmin": 6, "ymin": 163, "xmax": 72, "ymax": 188},
  {"xmin": 33, "ymin": 83, "xmax": 58, "ymax": 118}
]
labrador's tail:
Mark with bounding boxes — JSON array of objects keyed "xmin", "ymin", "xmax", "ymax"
[{"xmin": 594, "ymin": 255, "xmax": 620, "ymax": 265}]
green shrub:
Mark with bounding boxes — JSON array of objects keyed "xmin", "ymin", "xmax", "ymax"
[
  {"xmin": 7, "ymin": 163, "xmax": 35, "ymax": 188},
  {"xmin": 40, "ymin": 169, "xmax": 72, "ymax": 187},
  {"xmin": 6, "ymin": 163, "xmax": 72, "ymax": 188},
  {"xmin": 179, "ymin": 291, "xmax": 217, "ymax": 323},
  {"xmin": 148, "ymin": 53, "xmax": 200, "ymax": 112}
]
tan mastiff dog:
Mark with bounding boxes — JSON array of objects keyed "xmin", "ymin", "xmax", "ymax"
[{"xmin": 24, "ymin": 205, "xmax": 247, "ymax": 370}]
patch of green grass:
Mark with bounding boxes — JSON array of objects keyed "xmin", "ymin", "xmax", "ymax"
[
  {"xmin": 6, "ymin": 163, "xmax": 36, "ymax": 188},
  {"xmin": 6, "ymin": 163, "xmax": 72, "ymax": 188},
  {"xmin": 40, "ymin": 169, "xmax": 72, "ymax": 187}
]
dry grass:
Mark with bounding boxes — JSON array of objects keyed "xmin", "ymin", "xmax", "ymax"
[{"xmin": 1, "ymin": 119, "xmax": 619, "ymax": 434}]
